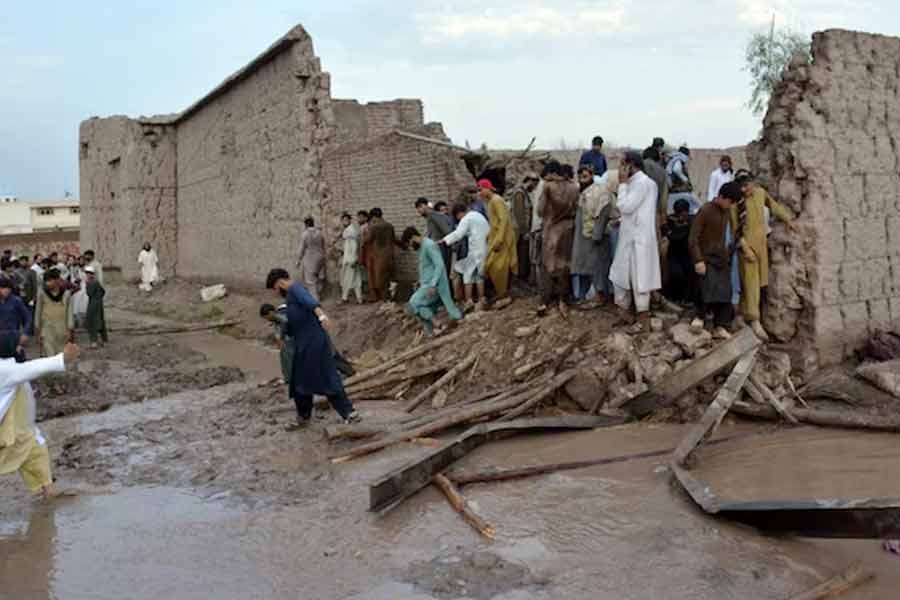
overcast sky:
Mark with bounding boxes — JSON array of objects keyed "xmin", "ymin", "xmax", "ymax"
[{"xmin": 1, "ymin": 0, "xmax": 896, "ymax": 199}]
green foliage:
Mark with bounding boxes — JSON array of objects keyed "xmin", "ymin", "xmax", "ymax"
[{"xmin": 744, "ymin": 28, "xmax": 811, "ymax": 116}]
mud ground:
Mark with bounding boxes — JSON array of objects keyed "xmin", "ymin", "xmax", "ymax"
[{"xmin": 1, "ymin": 280, "xmax": 898, "ymax": 599}]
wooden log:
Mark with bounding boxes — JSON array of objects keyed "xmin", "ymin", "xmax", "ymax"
[
  {"xmin": 551, "ymin": 331, "xmax": 590, "ymax": 374},
  {"xmin": 343, "ymin": 329, "xmax": 465, "ymax": 388},
  {"xmin": 368, "ymin": 414, "xmax": 629, "ymax": 512},
  {"xmin": 433, "ymin": 474, "xmax": 496, "ymax": 540},
  {"xmin": 731, "ymin": 400, "xmax": 900, "ymax": 432},
  {"xmin": 332, "ymin": 372, "xmax": 573, "ymax": 464},
  {"xmin": 788, "ymin": 563, "xmax": 874, "ymax": 600},
  {"xmin": 499, "ymin": 371, "xmax": 578, "ymax": 421},
  {"xmin": 324, "ymin": 423, "xmax": 392, "ymax": 441},
  {"xmin": 404, "ymin": 354, "xmax": 478, "ymax": 413},
  {"xmin": 623, "ymin": 327, "xmax": 761, "ymax": 418},
  {"xmin": 346, "ymin": 363, "xmax": 448, "ymax": 396},
  {"xmin": 747, "ymin": 373, "xmax": 799, "ymax": 424},
  {"xmin": 800, "ymin": 370, "xmax": 897, "ymax": 407},
  {"xmin": 109, "ymin": 319, "xmax": 242, "ymax": 335},
  {"xmin": 673, "ymin": 348, "xmax": 759, "ymax": 466}
]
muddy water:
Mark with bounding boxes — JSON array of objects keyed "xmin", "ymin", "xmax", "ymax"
[{"xmin": 3, "ymin": 418, "xmax": 893, "ymax": 599}]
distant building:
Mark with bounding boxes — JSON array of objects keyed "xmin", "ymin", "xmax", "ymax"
[{"xmin": 0, "ymin": 197, "xmax": 80, "ymax": 234}]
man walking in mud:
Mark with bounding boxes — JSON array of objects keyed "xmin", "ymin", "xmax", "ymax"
[{"xmin": 266, "ymin": 268, "xmax": 360, "ymax": 428}]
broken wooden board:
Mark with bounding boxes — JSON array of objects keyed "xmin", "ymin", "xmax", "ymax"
[
  {"xmin": 672, "ymin": 348, "xmax": 758, "ymax": 466},
  {"xmin": 368, "ymin": 414, "xmax": 628, "ymax": 513},
  {"xmin": 623, "ymin": 327, "xmax": 760, "ymax": 418},
  {"xmin": 672, "ymin": 427, "xmax": 900, "ymax": 538}
]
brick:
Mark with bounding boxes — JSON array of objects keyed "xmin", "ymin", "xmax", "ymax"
[{"xmin": 843, "ymin": 217, "xmax": 887, "ymax": 261}]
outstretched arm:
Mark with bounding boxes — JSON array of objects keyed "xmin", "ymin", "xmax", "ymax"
[{"xmin": 7, "ymin": 354, "xmax": 67, "ymax": 387}]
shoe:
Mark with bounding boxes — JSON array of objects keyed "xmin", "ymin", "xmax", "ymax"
[
  {"xmin": 285, "ymin": 418, "xmax": 310, "ymax": 431},
  {"xmin": 690, "ymin": 318, "xmax": 705, "ymax": 333},
  {"xmin": 713, "ymin": 327, "xmax": 732, "ymax": 340},
  {"xmin": 750, "ymin": 320, "xmax": 770, "ymax": 342},
  {"xmin": 344, "ymin": 410, "xmax": 361, "ymax": 424}
]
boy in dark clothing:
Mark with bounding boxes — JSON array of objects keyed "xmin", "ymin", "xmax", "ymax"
[
  {"xmin": 85, "ymin": 266, "xmax": 108, "ymax": 348},
  {"xmin": 661, "ymin": 199, "xmax": 697, "ymax": 305}
]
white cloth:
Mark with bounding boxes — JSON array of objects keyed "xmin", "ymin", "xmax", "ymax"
[
  {"xmin": 609, "ymin": 171, "xmax": 662, "ymax": 295},
  {"xmin": 55, "ymin": 262, "xmax": 69, "ymax": 281},
  {"xmin": 442, "ymin": 210, "xmax": 490, "ymax": 285},
  {"xmin": 0, "ymin": 354, "xmax": 66, "ymax": 447},
  {"xmin": 707, "ymin": 168, "xmax": 734, "ymax": 202},
  {"xmin": 530, "ymin": 179, "xmax": 545, "ymax": 233},
  {"xmin": 71, "ymin": 266, "xmax": 88, "ymax": 317},
  {"xmin": 614, "ymin": 284, "xmax": 651, "ymax": 313},
  {"xmin": 340, "ymin": 224, "xmax": 362, "ymax": 301},
  {"xmin": 138, "ymin": 249, "xmax": 159, "ymax": 291}
]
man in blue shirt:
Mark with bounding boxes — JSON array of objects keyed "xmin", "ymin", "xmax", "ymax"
[
  {"xmin": 579, "ymin": 136, "xmax": 608, "ymax": 177},
  {"xmin": 0, "ymin": 276, "xmax": 31, "ymax": 360}
]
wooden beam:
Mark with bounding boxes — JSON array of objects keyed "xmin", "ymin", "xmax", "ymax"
[
  {"xmin": 731, "ymin": 400, "xmax": 900, "ymax": 432},
  {"xmin": 404, "ymin": 354, "xmax": 477, "ymax": 413},
  {"xmin": 746, "ymin": 373, "xmax": 799, "ymax": 424},
  {"xmin": 788, "ymin": 563, "xmax": 874, "ymax": 600},
  {"xmin": 368, "ymin": 414, "xmax": 628, "ymax": 513},
  {"xmin": 673, "ymin": 348, "xmax": 759, "ymax": 466},
  {"xmin": 623, "ymin": 327, "xmax": 760, "ymax": 418},
  {"xmin": 342, "ymin": 329, "xmax": 465, "ymax": 388},
  {"xmin": 432, "ymin": 474, "xmax": 496, "ymax": 540},
  {"xmin": 346, "ymin": 363, "xmax": 448, "ymax": 396}
]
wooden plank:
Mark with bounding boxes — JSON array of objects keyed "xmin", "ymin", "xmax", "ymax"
[
  {"xmin": 346, "ymin": 363, "xmax": 448, "ymax": 396},
  {"xmin": 432, "ymin": 474, "xmax": 496, "ymax": 540},
  {"xmin": 368, "ymin": 415, "xmax": 627, "ymax": 513},
  {"xmin": 673, "ymin": 348, "xmax": 759, "ymax": 466},
  {"xmin": 623, "ymin": 327, "xmax": 760, "ymax": 418},
  {"xmin": 731, "ymin": 400, "xmax": 900, "ymax": 432},
  {"xmin": 746, "ymin": 373, "xmax": 799, "ymax": 424},
  {"xmin": 788, "ymin": 563, "xmax": 874, "ymax": 600},
  {"xmin": 342, "ymin": 329, "xmax": 465, "ymax": 388},
  {"xmin": 404, "ymin": 354, "xmax": 477, "ymax": 412}
]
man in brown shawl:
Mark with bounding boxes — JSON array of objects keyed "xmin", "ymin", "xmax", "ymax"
[
  {"xmin": 538, "ymin": 161, "xmax": 578, "ymax": 317},
  {"xmin": 361, "ymin": 207, "xmax": 396, "ymax": 302}
]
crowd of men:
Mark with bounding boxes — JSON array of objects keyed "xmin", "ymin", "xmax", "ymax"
[{"xmin": 320, "ymin": 136, "xmax": 797, "ymax": 342}]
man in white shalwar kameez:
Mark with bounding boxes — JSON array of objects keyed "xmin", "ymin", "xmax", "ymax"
[
  {"xmin": 609, "ymin": 151, "xmax": 662, "ymax": 327},
  {"xmin": 138, "ymin": 243, "xmax": 159, "ymax": 292},
  {"xmin": 339, "ymin": 214, "xmax": 363, "ymax": 303},
  {"xmin": 0, "ymin": 336, "xmax": 78, "ymax": 499},
  {"xmin": 707, "ymin": 155, "xmax": 735, "ymax": 202}
]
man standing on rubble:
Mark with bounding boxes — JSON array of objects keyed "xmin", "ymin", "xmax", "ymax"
[
  {"xmin": 690, "ymin": 182, "xmax": 743, "ymax": 339},
  {"xmin": 297, "ymin": 217, "xmax": 327, "ymax": 301},
  {"xmin": 579, "ymin": 136, "xmax": 608, "ymax": 177},
  {"xmin": 361, "ymin": 208, "xmax": 396, "ymax": 303},
  {"xmin": 707, "ymin": 155, "xmax": 734, "ymax": 202},
  {"xmin": 538, "ymin": 160, "xmax": 578, "ymax": 317},
  {"xmin": 609, "ymin": 151, "xmax": 661, "ymax": 328},
  {"xmin": 402, "ymin": 227, "xmax": 461, "ymax": 336},
  {"xmin": 266, "ymin": 268, "xmax": 360, "ymax": 428},
  {"xmin": 508, "ymin": 172, "xmax": 540, "ymax": 285},
  {"xmin": 479, "ymin": 179, "xmax": 518, "ymax": 301},
  {"xmin": 439, "ymin": 203, "xmax": 490, "ymax": 311},
  {"xmin": 415, "ymin": 197, "xmax": 453, "ymax": 277},
  {"xmin": 732, "ymin": 171, "xmax": 797, "ymax": 341},
  {"xmin": 666, "ymin": 146, "xmax": 702, "ymax": 215},
  {"xmin": 570, "ymin": 166, "xmax": 604, "ymax": 302}
]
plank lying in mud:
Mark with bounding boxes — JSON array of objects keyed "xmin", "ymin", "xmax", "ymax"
[
  {"xmin": 788, "ymin": 562, "xmax": 874, "ymax": 600},
  {"xmin": 368, "ymin": 414, "xmax": 628, "ymax": 513},
  {"xmin": 622, "ymin": 327, "xmax": 760, "ymax": 418},
  {"xmin": 109, "ymin": 319, "xmax": 242, "ymax": 335}
]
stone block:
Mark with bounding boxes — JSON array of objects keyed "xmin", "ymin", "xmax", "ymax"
[{"xmin": 843, "ymin": 217, "xmax": 887, "ymax": 261}]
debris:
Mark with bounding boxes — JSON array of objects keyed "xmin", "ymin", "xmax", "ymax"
[
  {"xmin": 670, "ymin": 322, "xmax": 713, "ymax": 357},
  {"xmin": 801, "ymin": 370, "xmax": 898, "ymax": 407},
  {"xmin": 345, "ymin": 363, "xmax": 449, "ymax": 397},
  {"xmin": 500, "ymin": 370, "xmax": 578, "ymax": 421},
  {"xmin": 109, "ymin": 319, "xmax": 242, "ymax": 335},
  {"xmin": 367, "ymin": 415, "xmax": 628, "ymax": 512},
  {"xmin": 200, "ymin": 284, "xmax": 227, "ymax": 302},
  {"xmin": 343, "ymin": 329, "xmax": 465, "ymax": 388},
  {"xmin": 858, "ymin": 329, "xmax": 900, "ymax": 362},
  {"xmin": 856, "ymin": 359, "xmax": 900, "ymax": 399},
  {"xmin": 491, "ymin": 297, "xmax": 513, "ymax": 311},
  {"xmin": 623, "ymin": 327, "xmax": 760, "ymax": 418},
  {"xmin": 404, "ymin": 354, "xmax": 478, "ymax": 412},
  {"xmin": 431, "ymin": 389, "xmax": 448, "ymax": 409},
  {"xmin": 514, "ymin": 325, "xmax": 538, "ymax": 338},
  {"xmin": 564, "ymin": 369, "xmax": 602, "ymax": 411},
  {"xmin": 788, "ymin": 563, "xmax": 874, "ymax": 600},
  {"xmin": 650, "ymin": 317, "xmax": 663, "ymax": 332},
  {"xmin": 731, "ymin": 401, "xmax": 900, "ymax": 432},
  {"xmin": 673, "ymin": 348, "xmax": 759, "ymax": 466},
  {"xmin": 513, "ymin": 345, "xmax": 525, "ymax": 361},
  {"xmin": 746, "ymin": 373, "xmax": 798, "ymax": 424},
  {"xmin": 432, "ymin": 473, "xmax": 496, "ymax": 540},
  {"xmin": 785, "ymin": 374, "xmax": 809, "ymax": 408}
]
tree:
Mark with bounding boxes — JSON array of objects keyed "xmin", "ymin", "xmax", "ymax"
[{"xmin": 744, "ymin": 21, "xmax": 810, "ymax": 116}]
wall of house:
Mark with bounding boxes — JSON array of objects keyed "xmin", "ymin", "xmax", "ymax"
[
  {"xmin": 30, "ymin": 205, "xmax": 81, "ymax": 231},
  {"xmin": 749, "ymin": 28, "xmax": 900, "ymax": 371},
  {"xmin": 78, "ymin": 117, "xmax": 177, "ymax": 280}
]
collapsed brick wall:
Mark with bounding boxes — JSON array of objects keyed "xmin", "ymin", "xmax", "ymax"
[
  {"xmin": 332, "ymin": 99, "xmax": 425, "ymax": 142},
  {"xmin": 323, "ymin": 132, "xmax": 474, "ymax": 280},
  {"xmin": 174, "ymin": 29, "xmax": 333, "ymax": 285},
  {"xmin": 0, "ymin": 231, "xmax": 80, "ymax": 259},
  {"xmin": 749, "ymin": 29, "xmax": 900, "ymax": 370},
  {"xmin": 79, "ymin": 117, "xmax": 177, "ymax": 280}
]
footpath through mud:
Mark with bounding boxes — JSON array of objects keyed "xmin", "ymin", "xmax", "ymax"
[{"xmin": 1, "ymin": 290, "xmax": 898, "ymax": 599}]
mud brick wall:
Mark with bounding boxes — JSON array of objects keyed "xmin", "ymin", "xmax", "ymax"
[
  {"xmin": 79, "ymin": 117, "xmax": 177, "ymax": 280},
  {"xmin": 174, "ymin": 29, "xmax": 334, "ymax": 286},
  {"xmin": 323, "ymin": 132, "xmax": 474, "ymax": 280},
  {"xmin": 749, "ymin": 29, "xmax": 900, "ymax": 370},
  {"xmin": 333, "ymin": 99, "xmax": 425, "ymax": 142},
  {"xmin": 0, "ymin": 231, "xmax": 80, "ymax": 258}
]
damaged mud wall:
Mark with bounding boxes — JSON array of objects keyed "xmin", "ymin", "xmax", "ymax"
[
  {"xmin": 750, "ymin": 29, "xmax": 900, "ymax": 370},
  {"xmin": 79, "ymin": 117, "xmax": 177, "ymax": 280},
  {"xmin": 333, "ymin": 99, "xmax": 424, "ymax": 141},
  {"xmin": 323, "ymin": 131, "xmax": 474, "ymax": 280},
  {"xmin": 174, "ymin": 26, "xmax": 334, "ymax": 284}
]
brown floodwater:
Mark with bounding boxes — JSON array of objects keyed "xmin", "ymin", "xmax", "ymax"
[{"xmin": 3, "ymin": 419, "xmax": 897, "ymax": 600}]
